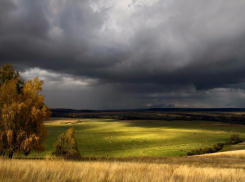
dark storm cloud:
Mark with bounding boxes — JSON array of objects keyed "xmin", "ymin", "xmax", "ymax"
[{"xmin": 1, "ymin": 0, "xmax": 245, "ymax": 109}]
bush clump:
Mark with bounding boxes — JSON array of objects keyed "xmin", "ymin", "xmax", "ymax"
[
  {"xmin": 187, "ymin": 143, "xmax": 224, "ymax": 156},
  {"xmin": 52, "ymin": 127, "xmax": 81, "ymax": 159},
  {"xmin": 229, "ymin": 134, "xmax": 243, "ymax": 144}
]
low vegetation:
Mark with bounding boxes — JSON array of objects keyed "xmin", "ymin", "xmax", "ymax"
[
  {"xmin": 230, "ymin": 134, "xmax": 243, "ymax": 144},
  {"xmin": 187, "ymin": 134, "xmax": 244, "ymax": 155},
  {"xmin": 1, "ymin": 150, "xmax": 245, "ymax": 182},
  {"xmin": 187, "ymin": 142, "xmax": 225, "ymax": 156},
  {"xmin": 52, "ymin": 127, "xmax": 81, "ymax": 159}
]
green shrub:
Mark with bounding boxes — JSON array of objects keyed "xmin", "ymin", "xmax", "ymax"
[
  {"xmin": 213, "ymin": 143, "xmax": 224, "ymax": 151},
  {"xmin": 229, "ymin": 134, "xmax": 243, "ymax": 144},
  {"xmin": 187, "ymin": 142, "xmax": 225, "ymax": 156},
  {"xmin": 52, "ymin": 127, "xmax": 81, "ymax": 159}
]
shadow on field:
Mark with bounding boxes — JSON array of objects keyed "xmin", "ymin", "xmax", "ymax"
[
  {"xmin": 120, "ymin": 119, "xmax": 245, "ymax": 132},
  {"xmin": 120, "ymin": 120, "xmax": 203, "ymax": 130},
  {"xmin": 47, "ymin": 123, "xmax": 101, "ymax": 130}
]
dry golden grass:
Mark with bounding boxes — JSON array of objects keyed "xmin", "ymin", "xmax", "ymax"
[
  {"xmin": 200, "ymin": 149, "xmax": 245, "ymax": 158},
  {"xmin": 1, "ymin": 150, "xmax": 245, "ymax": 182}
]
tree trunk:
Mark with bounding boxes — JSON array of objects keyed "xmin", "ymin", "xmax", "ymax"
[{"xmin": 8, "ymin": 151, "xmax": 14, "ymax": 159}]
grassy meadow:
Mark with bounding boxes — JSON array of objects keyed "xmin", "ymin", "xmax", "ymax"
[
  {"xmin": 1, "ymin": 150, "xmax": 245, "ymax": 182},
  {"xmin": 26, "ymin": 118, "xmax": 245, "ymax": 158},
  {"xmin": 3, "ymin": 118, "xmax": 245, "ymax": 182}
]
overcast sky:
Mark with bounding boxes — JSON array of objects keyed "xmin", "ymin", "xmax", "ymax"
[{"xmin": 1, "ymin": 0, "xmax": 245, "ymax": 109}]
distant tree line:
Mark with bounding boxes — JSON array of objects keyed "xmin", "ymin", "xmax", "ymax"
[{"xmin": 51, "ymin": 110, "xmax": 245, "ymax": 125}]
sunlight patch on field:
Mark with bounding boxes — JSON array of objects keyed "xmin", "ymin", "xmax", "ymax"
[{"xmin": 39, "ymin": 118, "xmax": 245, "ymax": 158}]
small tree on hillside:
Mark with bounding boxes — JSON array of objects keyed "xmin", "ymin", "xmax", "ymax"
[{"xmin": 52, "ymin": 127, "xmax": 81, "ymax": 159}]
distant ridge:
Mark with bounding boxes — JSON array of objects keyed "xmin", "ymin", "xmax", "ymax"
[
  {"xmin": 50, "ymin": 108, "xmax": 245, "ymax": 125},
  {"xmin": 147, "ymin": 108, "xmax": 245, "ymax": 112},
  {"xmin": 51, "ymin": 108, "xmax": 245, "ymax": 113}
]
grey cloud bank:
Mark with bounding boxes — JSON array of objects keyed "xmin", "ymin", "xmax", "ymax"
[{"xmin": 1, "ymin": 0, "xmax": 245, "ymax": 109}]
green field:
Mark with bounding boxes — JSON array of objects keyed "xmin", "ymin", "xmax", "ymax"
[{"xmin": 33, "ymin": 118, "xmax": 245, "ymax": 158}]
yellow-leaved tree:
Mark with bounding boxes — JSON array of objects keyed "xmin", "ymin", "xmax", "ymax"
[
  {"xmin": 0, "ymin": 64, "xmax": 51, "ymax": 158},
  {"xmin": 52, "ymin": 127, "xmax": 81, "ymax": 159}
]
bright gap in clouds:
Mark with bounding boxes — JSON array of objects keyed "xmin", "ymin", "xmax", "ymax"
[{"xmin": 20, "ymin": 68, "xmax": 95, "ymax": 89}]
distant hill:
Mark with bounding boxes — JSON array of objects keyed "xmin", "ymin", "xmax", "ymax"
[
  {"xmin": 147, "ymin": 108, "xmax": 245, "ymax": 112},
  {"xmin": 51, "ymin": 107, "xmax": 245, "ymax": 114}
]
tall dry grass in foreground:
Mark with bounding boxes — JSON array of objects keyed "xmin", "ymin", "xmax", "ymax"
[{"xmin": 1, "ymin": 150, "xmax": 245, "ymax": 182}]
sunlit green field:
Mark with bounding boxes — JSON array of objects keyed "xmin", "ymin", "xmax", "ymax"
[{"xmin": 33, "ymin": 118, "xmax": 245, "ymax": 157}]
